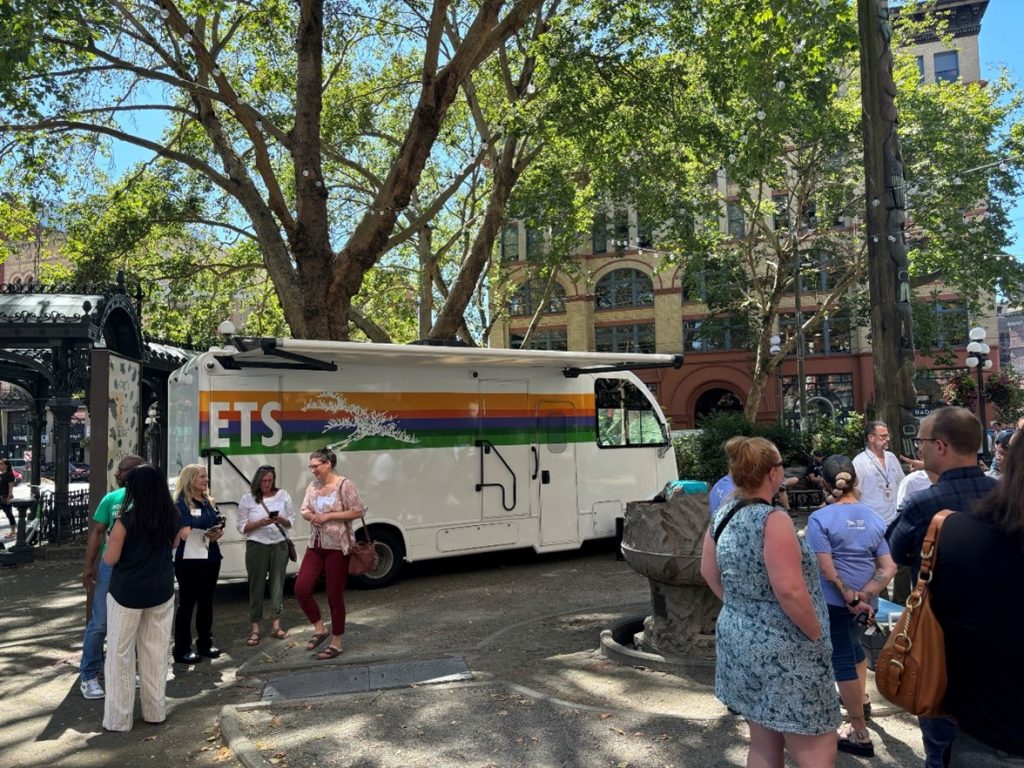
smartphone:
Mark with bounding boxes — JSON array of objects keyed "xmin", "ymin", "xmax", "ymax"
[
  {"xmin": 212, "ymin": 515, "xmax": 227, "ymax": 530},
  {"xmin": 268, "ymin": 510, "xmax": 279, "ymax": 519}
]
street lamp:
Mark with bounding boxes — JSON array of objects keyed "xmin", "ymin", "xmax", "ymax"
[
  {"xmin": 965, "ymin": 326, "xmax": 993, "ymax": 459},
  {"xmin": 769, "ymin": 335, "xmax": 783, "ymax": 424}
]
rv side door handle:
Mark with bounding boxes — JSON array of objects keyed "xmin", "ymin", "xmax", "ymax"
[
  {"xmin": 541, "ymin": 470, "xmax": 550, "ymax": 484},
  {"xmin": 531, "ymin": 446, "xmax": 539, "ymax": 480}
]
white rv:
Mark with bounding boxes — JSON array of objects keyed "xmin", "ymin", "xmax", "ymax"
[{"xmin": 166, "ymin": 339, "xmax": 681, "ymax": 587}]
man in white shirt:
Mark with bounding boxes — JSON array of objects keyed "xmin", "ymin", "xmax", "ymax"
[
  {"xmin": 853, "ymin": 420, "xmax": 907, "ymax": 602},
  {"xmin": 852, "ymin": 420, "xmax": 906, "ymax": 527}
]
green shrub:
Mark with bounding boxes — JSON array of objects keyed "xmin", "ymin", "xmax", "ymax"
[
  {"xmin": 673, "ymin": 432, "xmax": 702, "ymax": 480},
  {"xmin": 812, "ymin": 411, "xmax": 865, "ymax": 461},
  {"xmin": 673, "ymin": 411, "xmax": 863, "ymax": 482}
]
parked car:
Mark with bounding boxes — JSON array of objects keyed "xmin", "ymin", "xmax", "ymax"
[{"xmin": 39, "ymin": 462, "xmax": 89, "ymax": 482}]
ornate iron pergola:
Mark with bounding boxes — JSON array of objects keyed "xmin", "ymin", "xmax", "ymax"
[{"xmin": 0, "ymin": 273, "xmax": 193, "ymax": 522}]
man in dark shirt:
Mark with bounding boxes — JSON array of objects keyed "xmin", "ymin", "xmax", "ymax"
[
  {"xmin": 889, "ymin": 407, "xmax": 996, "ymax": 572},
  {"xmin": 886, "ymin": 406, "xmax": 997, "ymax": 768}
]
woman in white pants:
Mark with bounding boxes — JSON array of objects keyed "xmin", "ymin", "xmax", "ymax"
[{"xmin": 102, "ymin": 465, "xmax": 186, "ymax": 732}]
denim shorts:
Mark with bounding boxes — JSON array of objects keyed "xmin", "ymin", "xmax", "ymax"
[{"xmin": 826, "ymin": 603, "xmax": 866, "ymax": 681}]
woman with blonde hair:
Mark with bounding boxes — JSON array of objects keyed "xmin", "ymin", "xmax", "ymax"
[
  {"xmin": 171, "ymin": 463, "xmax": 224, "ymax": 664},
  {"xmin": 700, "ymin": 437, "xmax": 838, "ymax": 767}
]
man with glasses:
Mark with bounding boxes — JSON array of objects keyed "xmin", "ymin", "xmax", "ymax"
[
  {"xmin": 852, "ymin": 421, "xmax": 906, "ymax": 529},
  {"xmin": 887, "ymin": 406, "xmax": 997, "ymax": 768}
]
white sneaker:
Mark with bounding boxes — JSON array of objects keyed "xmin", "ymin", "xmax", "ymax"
[{"xmin": 80, "ymin": 678, "xmax": 104, "ymax": 699}]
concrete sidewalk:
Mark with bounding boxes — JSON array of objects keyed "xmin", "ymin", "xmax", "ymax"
[
  {"xmin": 0, "ymin": 543, "xmax": 927, "ymax": 767},
  {"xmin": 218, "ymin": 545, "xmax": 927, "ymax": 768}
]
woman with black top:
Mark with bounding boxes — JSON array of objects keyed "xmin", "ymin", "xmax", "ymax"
[
  {"xmin": 172, "ymin": 464, "xmax": 224, "ymax": 664},
  {"xmin": 102, "ymin": 464, "xmax": 183, "ymax": 732},
  {"xmin": 0, "ymin": 459, "xmax": 15, "ymax": 536},
  {"xmin": 931, "ymin": 431, "xmax": 1024, "ymax": 766}
]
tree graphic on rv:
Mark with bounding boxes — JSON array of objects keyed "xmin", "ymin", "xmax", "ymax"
[{"xmin": 302, "ymin": 393, "xmax": 418, "ymax": 451}]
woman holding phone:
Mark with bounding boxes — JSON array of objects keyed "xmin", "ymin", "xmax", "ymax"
[
  {"xmin": 237, "ymin": 465, "xmax": 295, "ymax": 646},
  {"xmin": 171, "ymin": 463, "xmax": 224, "ymax": 664}
]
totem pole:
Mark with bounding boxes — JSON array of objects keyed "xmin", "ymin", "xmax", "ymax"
[{"xmin": 859, "ymin": 0, "xmax": 918, "ymax": 457}]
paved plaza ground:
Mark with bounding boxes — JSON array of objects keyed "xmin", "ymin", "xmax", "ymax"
[{"xmin": 0, "ymin": 539, "xmax": 927, "ymax": 767}]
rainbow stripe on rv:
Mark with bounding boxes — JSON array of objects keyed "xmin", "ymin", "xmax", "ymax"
[{"xmin": 199, "ymin": 390, "xmax": 596, "ymax": 454}]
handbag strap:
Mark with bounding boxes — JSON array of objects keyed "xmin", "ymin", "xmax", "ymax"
[
  {"xmin": 712, "ymin": 498, "xmax": 770, "ymax": 544},
  {"xmin": 916, "ymin": 509, "xmax": 954, "ymax": 585},
  {"xmin": 352, "ymin": 514, "xmax": 372, "ymax": 541},
  {"xmin": 258, "ymin": 498, "xmax": 290, "ymax": 543}
]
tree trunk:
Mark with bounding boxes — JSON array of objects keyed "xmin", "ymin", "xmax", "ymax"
[{"xmin": 418, "ymin": 225, "xmax": 434, "ymax": 339}]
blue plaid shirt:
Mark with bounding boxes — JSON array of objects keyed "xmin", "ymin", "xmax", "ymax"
[{"xmin": 887, "ymin": 465, "xmax": 997, "ymax": 571}]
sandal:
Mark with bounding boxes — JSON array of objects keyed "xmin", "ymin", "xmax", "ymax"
[
  {"xmin": 837, "ymin": 725, "xmax": 874, "ymax": 757},
  {"xmin": 245, "ymin": 632, "xmax": 261, "ymax": 647},
  {"xmin": 316, "ymin": 645, "xmax": 342, "ymax": 660},
  {"xmin": 305, "ymin": 632, "xmax": 329, "ymax": 651},
  {"xmin": 270, "ymin": 627, "xmax": 288, "ymax": 640}
]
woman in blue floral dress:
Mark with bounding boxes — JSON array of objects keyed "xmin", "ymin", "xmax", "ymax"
[{"xmin": 700, "ymin": 437, "xmax": 839, "ymax": 767}]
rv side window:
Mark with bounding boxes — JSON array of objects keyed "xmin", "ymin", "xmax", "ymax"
[
  {"xmin": 594, "ymin": 378, "xmax": 668, "ymax": 448},
  {"xmin": 539, "ymin": 411, "xmax": 569, "ymax": 454}
]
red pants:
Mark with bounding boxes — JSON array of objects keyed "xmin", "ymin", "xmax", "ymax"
[{"xmin": 294, "ymin": 545, "xmax": 349, "ymax": 634}]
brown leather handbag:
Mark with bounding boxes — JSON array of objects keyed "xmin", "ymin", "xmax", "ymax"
[
  {"xmin": 875, "ymin": 510, "xmax": 953, "ymax": 718},
  {"xmin": 348, "ymin": 515, "xmax": 377, "ymax": 575}
]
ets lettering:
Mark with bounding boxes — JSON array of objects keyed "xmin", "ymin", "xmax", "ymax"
[{"xmin": 209, "ymin": 401, "xmax": 282, "ymax": 448}]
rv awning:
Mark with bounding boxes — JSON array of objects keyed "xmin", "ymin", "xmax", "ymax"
[{"xmin": 211, "ymin": 337, "xmax": 683, "ymax": 375}]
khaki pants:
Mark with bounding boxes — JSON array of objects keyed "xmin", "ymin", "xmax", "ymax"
[{"xmin": 103, "ymin": 594, "xmax": 174, "ymax": 732}]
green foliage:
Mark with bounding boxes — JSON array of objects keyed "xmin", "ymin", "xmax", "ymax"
[
  {"xmin": 674, "ymin": 409, "xmax": 866, "ymax": 481},
  {"xmin": 811, "ymin": 411, "xmax": 865, "ymax": 462},
  {"xmin": 675, "ymin": 411, "xmax": 810, "ymax": 484},
  {"xmin": 673, "ymin": 431, "xmax": 702, "ymax": 482},
  {"xmin": 942, "ymin": 370, "xmax": 977, "ymax": 409},
  {"xmin": 0, "ymin": 195, "xmax": 38, "ymax": 259},
  {"xmin": 984, "ymin": 366, "xmax": 1024, "ymax": 424}
]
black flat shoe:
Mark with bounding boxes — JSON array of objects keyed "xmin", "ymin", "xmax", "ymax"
[
  {"xmin": 197, "ymin": 647, "xmax": 221, "ymax": 659},
  {"xmin": 837, "ymin": 727, "xmax": 875, "ymax": 758},
  {"xmin": 173, "ymin": 651, "xmax": 201, "ymax": 664}
]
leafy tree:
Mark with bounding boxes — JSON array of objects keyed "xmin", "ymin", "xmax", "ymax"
[
  {"xmin": 0, "ymin": 0, "xmax": 548, "ymax": 339},
  {"xmin": 630, "ymin": 0, "xmax": 1024, "ymax": 421}
]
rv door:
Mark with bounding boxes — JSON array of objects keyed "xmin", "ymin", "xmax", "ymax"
[{"xmin": 534, "ymin": 400, "xmax": 579, "ymax": 546}]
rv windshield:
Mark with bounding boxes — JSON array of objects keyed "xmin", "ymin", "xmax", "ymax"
[{"xmin": 594, "ymin": 378, "xmax": 668, "ymax": 447}]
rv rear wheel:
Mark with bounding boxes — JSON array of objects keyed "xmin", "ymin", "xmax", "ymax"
[{"xmin": 349, "ymin": 529, "xmax": 404, "ymax": 589}]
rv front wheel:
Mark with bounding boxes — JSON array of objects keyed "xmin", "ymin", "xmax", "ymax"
[{"xmin": 349, "ymin": 529, "xmax": 404, "ymax": 589}]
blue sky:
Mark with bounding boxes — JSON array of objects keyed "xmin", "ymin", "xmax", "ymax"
[{"xmin": 979, "ymin": 0, "xmax": 1024, "ymax": 259}]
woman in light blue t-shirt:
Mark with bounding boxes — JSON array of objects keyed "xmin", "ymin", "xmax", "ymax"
[{"xmin": 806, "ymin": 455, "xmax": 897, "ymax": 758}]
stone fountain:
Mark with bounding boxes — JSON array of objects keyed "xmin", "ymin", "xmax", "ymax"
[{"xmin": 601, "ymin": 492, "xmax": 719, "ymax": 669}]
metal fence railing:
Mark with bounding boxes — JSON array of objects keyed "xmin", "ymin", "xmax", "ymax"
[
  {"xmin": 23, "ymin": 488, "xmax": 91, "ymax": 546},
  {"xmin": 788, "ymin": 488, "xmax": 826, "ymax": 516}
]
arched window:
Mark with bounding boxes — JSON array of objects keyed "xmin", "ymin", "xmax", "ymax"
[
  {"xmin": 508, "ymin": 280, "xmax": 566, "ymax": 317},
  {"xmin": 595, "ymin": 269, "xmax": 653, "ymax": 309}
]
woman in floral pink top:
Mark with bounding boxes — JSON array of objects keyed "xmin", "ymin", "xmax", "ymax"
[{"xmin": 294, "ymin": 447, "xmax": 366, "ymax": 660}]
